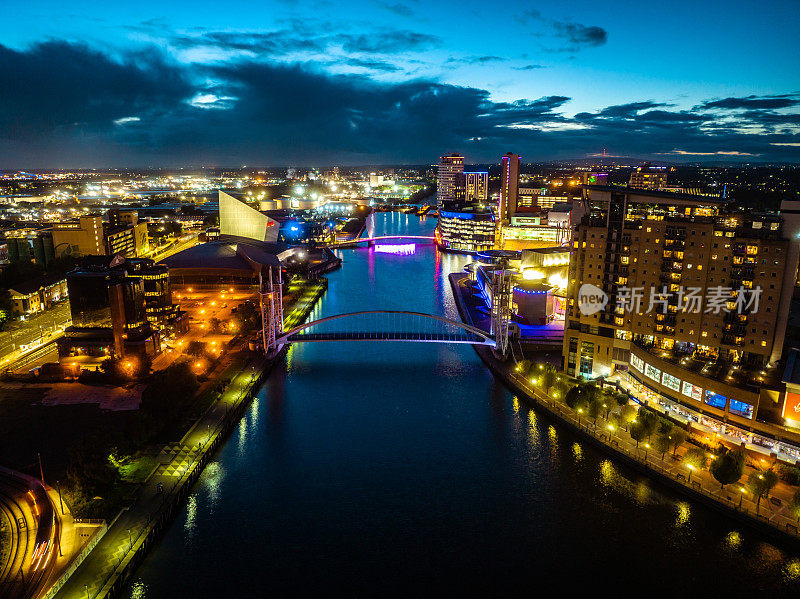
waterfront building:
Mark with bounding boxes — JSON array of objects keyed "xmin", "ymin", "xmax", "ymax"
[
  {"xmin": 499, "ymin": 153, "xmax": 520, "ymax": 222},
  {"xmin": 219, "ymin": 191, "xmax": 279, "ymax": 243},
  {"xmin": 563, "ymin": 185, "xmax": 800, "ymax": 442},
  {"xmin": 435, "ymin": 208, "xmax": 495, "ymax": 253},
  {"xmin": 436, "ymin": 154, "xmax": 464, "ymax": 208},
  {"xmin": 629, "ymin": 164, "xmax": 668, "ymax": 189},
  {"xmin": 52, "ymin": 214, "xmax": 104, "ymax": 257},
  {"xmin": 58, "ymin": 257, "xmax": 185, "ymax": 360},
  {"xmin": 464, "ymin": 171, "xmax": 488, "ymax": 204}
]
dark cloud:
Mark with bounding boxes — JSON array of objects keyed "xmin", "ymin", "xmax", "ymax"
[
  {"xmin": 517, "ymin": 10, "xmax": 608, "ymax": 50},
  {"xmin": 380, "ymin": 2, "xmax": 415, "ymax": 17},
  {"xmin": 697, "ymin": 94, "xmax": 800, "ymax": 110},
  {"xmin": 0, "ymin": 41, "xmax": 190, "ymax": 140},
  {"xmin": 446, "ymin": 55, "xmax": 505, "ymax": 65},
  {"xmin": 0, "ymin": 41, "xmax": 798, "ymax": 167},
  {"xmin": 341, "ymin": 57, "xmax": 401, "ymax": 72},
  {"xmin": 513, "ymin": 64, "xmax": 547, "ymax": 70},
  {"xmin": 170, "ymin": 27, "xmax": 440, "ymax": 57},
  {"xmin": 552, "ymin": 22, "xmax": 608, "ymax": 47}
]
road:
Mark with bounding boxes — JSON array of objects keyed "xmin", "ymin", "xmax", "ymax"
[
  {"xmin": 0, "ymin": 469, "xmax": 63, "ymax": 599},
  {"xmin": 0, "ymin": 304, "xmax": 71, "ymax": 365},
  {"xmin": 149, "ymin": 232, "xmax": 199, "ymax": 263}
]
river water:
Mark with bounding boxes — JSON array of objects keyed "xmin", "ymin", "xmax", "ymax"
[{"xmin": 126, "ymin": 212, "xmax": 800, "ymax": 597}]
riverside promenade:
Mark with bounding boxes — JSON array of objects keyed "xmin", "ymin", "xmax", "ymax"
[
  {"xmin": 449, "ymin": 272, "xmax": 800, "ymax": 549},
  {"xmin": 51, "ymin": 280, "xmax": 326, "ymax": 599}
]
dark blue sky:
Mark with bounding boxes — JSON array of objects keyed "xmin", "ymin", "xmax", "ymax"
[{"xmin": 2, "ymin": 0, "xmax": 799, "ymax": 167}]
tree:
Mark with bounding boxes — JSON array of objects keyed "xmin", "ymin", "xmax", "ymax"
[
  {"xmin": 587, "ymin": 394, "xmax": 603, "ymax": 428},
  {"xmin": 637, "ymin": 407, "xmax": 660, "ymax": 442},
  {"xmin": 612, "ymin": 390, "xmax": 629, "ymax": 408},
  {"xmin": 789, "ymin": 488, "xmax": 800, "ymax": 522},
  {"xmin": 0, "ymin": 289, "xmax": 17, "ymax": 331},
  {"xmin": 140, "ymin": 360, "xmax": 200, "ymax": 422},
  {"xmin": 710, "ymin": 449, "xmax": 745, "ymax": 489},
  {"xmin": 515, "ymin": 359, "xmax": 531, "ymax": 376},
  {"xmin": 186, "ymin": 340, "xmax": 207, "ymax": 357},
  {"xmin": 653, "ymin": 433, "xmax": 672, "ymax": 461},
  {"xmin": 565, "ymin": 385, "xmax": 586, "ymax": 411},
  {"xmin": 630, "ymin": 420, "xmax": 647, "ymax": 448},
  {"xmin": 540, "ymin": 363, "xmax": 557, "ymax": 392},
  {"xmin": 747, "ymin": 469, "xmax": 779, "ymax": 513},
  {"xmin": 619, "ymin": 405, "xmax": 637, "ymax": 431},
  {"xmin": 668, "ymin": 429, "xmax": 688, "ymax": 457},
  {"xmin": 683, "ymin": 447, "xmax": 708, "ymax": 482}
]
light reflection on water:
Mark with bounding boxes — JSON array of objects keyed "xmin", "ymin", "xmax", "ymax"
[{"xmin": 125, "ymin": 213, "xmax": 800, "ymax": 597}]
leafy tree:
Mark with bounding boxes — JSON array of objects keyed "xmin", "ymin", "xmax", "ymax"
[
  {"xmin": 683, "ymin": 447, "xmax": 708, "ymax": 482},
  {"xmin": 778, "ymin": 465, "xmax": 800, "ymax": 486},
  {"xmin": 668, "ymin": 429, "xmax": 688, "ymax": 457},
  {"xmin": 140, "ymin": 360, "xmax": 199, "ymax": 422},
  {"xmin": 790, "ymin": 488, "xmax": 800, "ymax": 522},
  {"xmin": 540, "ymin": 363, "xmax": 557, "ymax": 392},
  {"xmin": 565, "ymin": 385, "xmax": 586, "ymax": 411},
  {"xmin": 630, "ymin": 421, "xmax": 647, "ymax": 448},
  {"xmin": 186, "ymin": 340, "xmax": 207, "ymax": 357},
  {"xmin": 611, "ymin": 389, "xmax": 630, "ymax": 408},
  {"xmin": 515, "ymin": 359, "xmax": 531, "ymax": 376},
  {"xmin": 747, "ymin": 469, "xmax": 779, "ymax": 513},
  {"xmin": 587, "ymin": 394, "xmax": 603, "ymax": 427},
  {"xmin": 710, "ymin": 449, "xmax": 746, "ymax": 489},
  {"xmin": 208, "ymin": 317, "xmax": 223, "ymax": 334},
  {"xmin": 0, "ymin": 289, "xmax": 17, "ymax": 331},
  {"xmin": 619, "ymin": 405, "xmax": 637, "ymax": 431},
  {"xmin": 653, "ymin": 433, "xmax": 672, "ymax": 460},
  {"xmin": 637, "ymin": 406, "xmax": 660, "ymax": 442}
]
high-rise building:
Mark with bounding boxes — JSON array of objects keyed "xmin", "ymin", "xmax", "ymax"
[
  {"xmin": 52, "ymin": 215, "xmax": 104, "ymax": 258},
  {"xmin": 464, "ymin": 171, "xmax": 488, "ymax": 204},
  {"xmin": 58, "ymin": 256, "xmax": 185, "ymax": 360},
  {"xmin": 437, "ymin": 154, "xmax": 464, "ymax": 208},
  {"xmin": 563, "ymin": 184, "xmax": 800, "ymax": 437},
  {"xmin": 629, "ymin": 164, "xmax": 668, "ymax": 189},
  {"xmin": 499, "ymin": 153, "xmax": 520, "ymax": 222}
]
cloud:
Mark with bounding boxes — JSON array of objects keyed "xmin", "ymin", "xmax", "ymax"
[
  {"xmin": 446, "ymin": 55, "xmax": 505, "ymax": 65},
  {"xmin": 341, "ymin": 57, "xmax": 401, "ymax": 72},
  {"xmin": 517, "ymin": 10, "xmax": 608, "ymax": 50},
  {"xmin": 513, "ymin": 64, "xmax": 547, "ymax": 70},
  {"xmin": 0, "ymin": 40, "xmax": 798, "ymax": 167},
  {"xmin": 697, "ymin": 94, "xmax": 800, "ymax": 111},
  {"xmin": 552, "ymin": 22, "xmax": 608, "ymax": 47},
  {"xmin": 0, "ymin": 41, "xmax": 191, "ymax": 140},
  {"xmin": 169, "ymin": 26, "xmax": 441, "ymax": 60},
  {"xmin": 380, "ymin": 2, "xmax": 415, "ymax": 17}
]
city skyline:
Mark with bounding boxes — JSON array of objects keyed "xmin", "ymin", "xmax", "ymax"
[{"xmin": 1, "ymin": 0, "xmax": 799, "ymax": 167}]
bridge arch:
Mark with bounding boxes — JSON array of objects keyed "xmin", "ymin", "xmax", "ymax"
[{"xmin": 275, "ymin": 310, "xmax": 494, "ymax": 346}]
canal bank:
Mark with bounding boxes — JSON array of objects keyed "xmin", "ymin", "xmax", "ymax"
[
  {"xmin": 449, "ymin": 271, "xmax": 800, "ymax": 549},
  {"xmin": 53, "ymin": 279, "xmax": 327, "ymax": 599}
]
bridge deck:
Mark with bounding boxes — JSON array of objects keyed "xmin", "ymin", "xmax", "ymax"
[{"xmin": 286, "ymin": 332, "xmax": 492, "ymax": 344}]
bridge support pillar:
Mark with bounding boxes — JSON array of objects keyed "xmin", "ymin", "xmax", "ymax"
[{"xmin": 259, "ymin": 265, "xmax": 284, "ymax": 355}]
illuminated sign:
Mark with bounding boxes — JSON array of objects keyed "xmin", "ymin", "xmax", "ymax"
[
  {"xmin": 783, "ymin": 392, "xmax": 800, "ymax": 419},
  {"xmin": 682, "ymin": 381, "xmax": 702, "ymax": 401},
  {"xmin": 374, "ymin": 244, "xmax": 416, "ymax": 255},
  {"xmin": 661, "ymin": 372, "xmax": 681, "ymax": 392},
  {"xmin": 645, "ymin": 363, "xmax": 661, "ymax": 382},
  {"xmin": 630, "ymin": 354, "xmax": 644, "ymax": 372}
]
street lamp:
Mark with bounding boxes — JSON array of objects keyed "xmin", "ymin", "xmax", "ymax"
[
  {"xmin": 739, "ymin": 487, "xmax": 745, "ymax": 508},
  {"xmin": 687, "ymin": 464, "xmax": 695, "ymax": 483}
]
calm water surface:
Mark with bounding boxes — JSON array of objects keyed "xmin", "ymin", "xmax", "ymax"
[{"xmin": 126, "ymin": 213, "xmax": 800, "ymax": 597}]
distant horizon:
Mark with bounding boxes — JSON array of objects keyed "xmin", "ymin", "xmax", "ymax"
[{"xmin": 3, "ymin": 156, "xmax": 800, "ymax": 173}]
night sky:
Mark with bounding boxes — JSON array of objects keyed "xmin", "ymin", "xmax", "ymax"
[{"xmin": 2, "ymin": 0, "xmax": 799, "ymax": 167}]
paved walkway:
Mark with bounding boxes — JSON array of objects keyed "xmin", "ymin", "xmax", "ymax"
[
  {"xmin": 507, "ymin": 367, "xmax": 800, "ymax": 537},
  {"xmin": 52, "ymin": 353, "xmax": 263, "ymax": 599}
]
